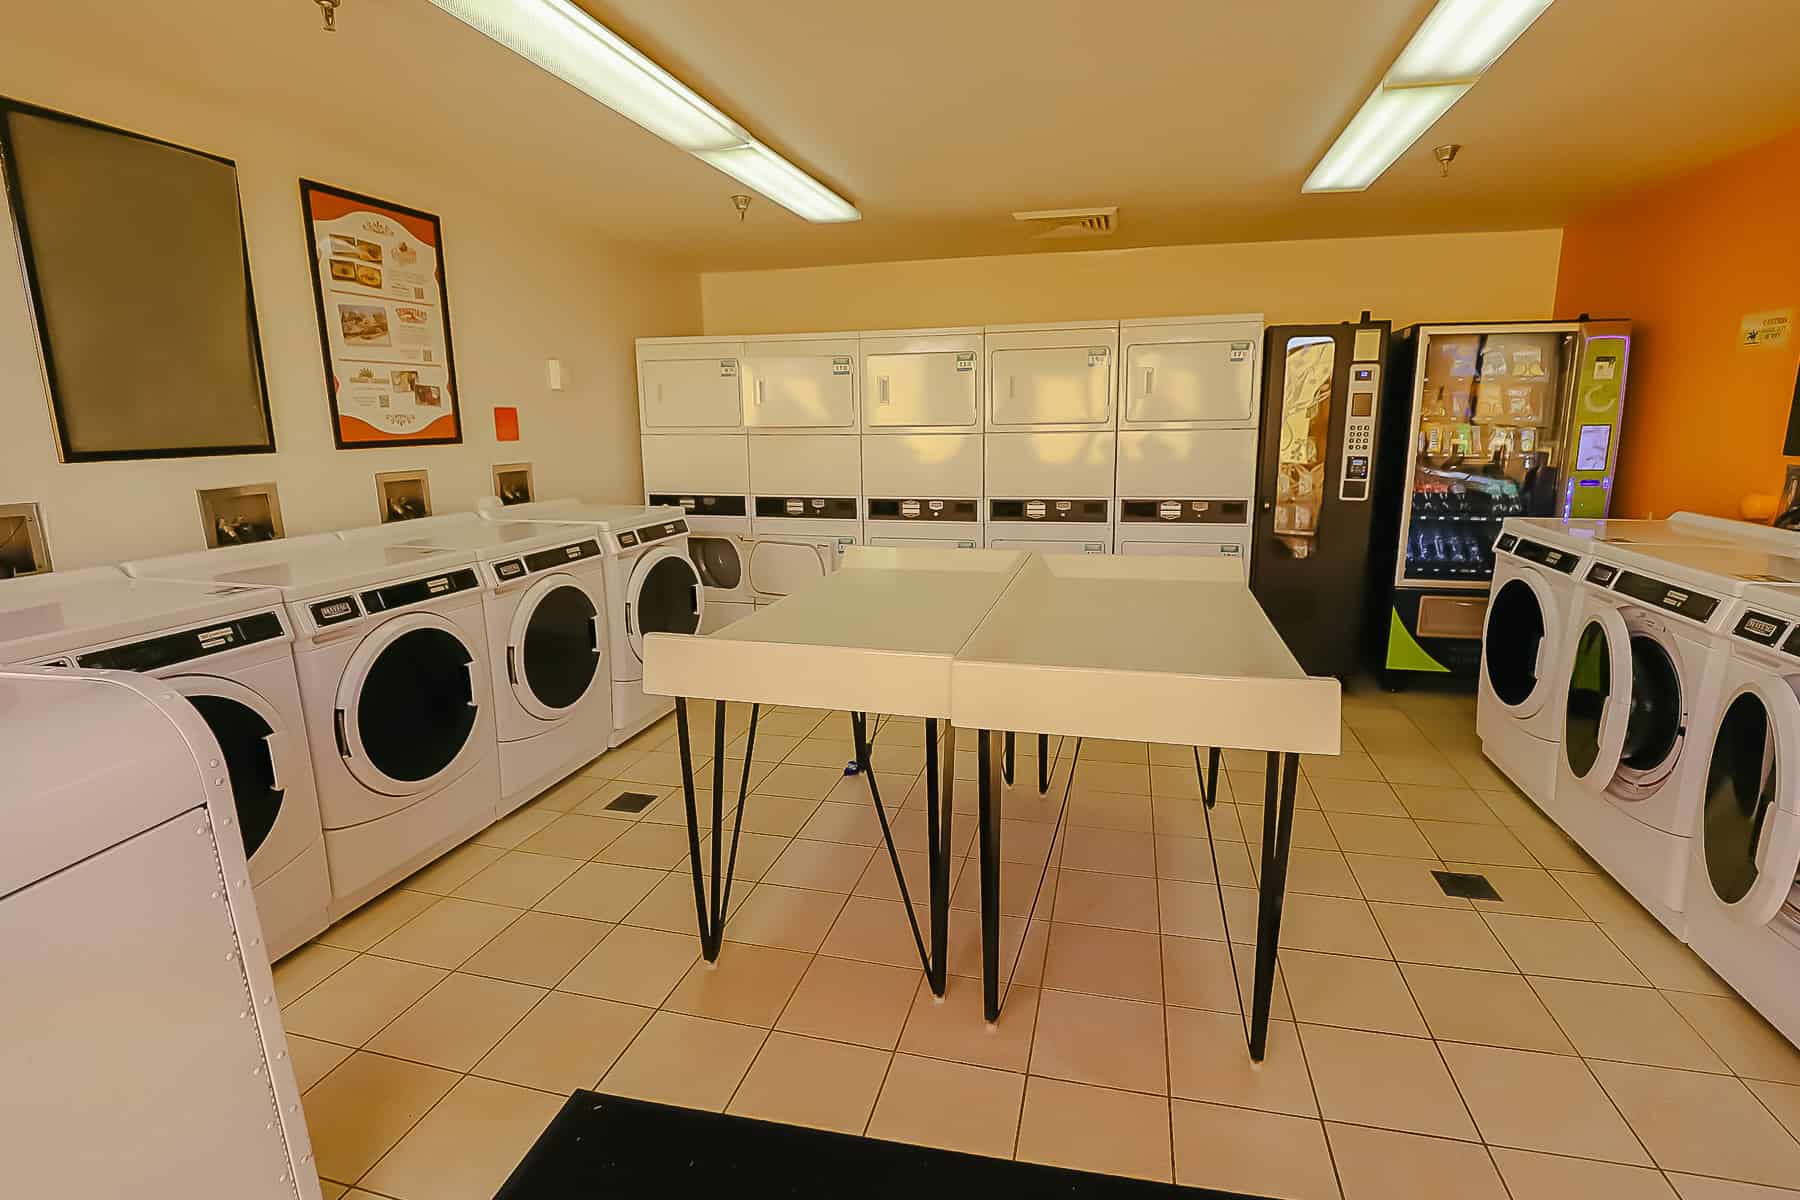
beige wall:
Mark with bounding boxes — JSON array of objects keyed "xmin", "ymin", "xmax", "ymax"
[
  {"xmin": 701, "ymin": 230, "xmax": 1563, "ymax": 335},
  {"xmin": 0, "ymin": 45, "xmax": 701, "ymax": 571}
]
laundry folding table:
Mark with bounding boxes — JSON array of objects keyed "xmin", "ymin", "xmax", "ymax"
[{"xmin": 642, "ymin": 547, "xmax": 1340, "ymax": 1060}]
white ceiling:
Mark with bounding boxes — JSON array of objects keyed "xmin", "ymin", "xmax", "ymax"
[{"xmin": 10, "ymin": 0, "xmax": 1800, "ymax": 272}]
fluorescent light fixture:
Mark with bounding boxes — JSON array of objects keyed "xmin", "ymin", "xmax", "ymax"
[
  {"xmin": 1303, "ymin": 0, "xmax": 1553, "ymax": 193},
  {"xmin": 1304, "ymin": 84, "xmax": 1468, "ymax": 193},
  {"xmin": 426, "ymin": 0, "xmax": 860, "ymax": 221}
]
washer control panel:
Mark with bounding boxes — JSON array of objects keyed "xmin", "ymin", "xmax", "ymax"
[{"xmin": 1338, "ymin": 363, "xmax": 1380, "ymax": 502}]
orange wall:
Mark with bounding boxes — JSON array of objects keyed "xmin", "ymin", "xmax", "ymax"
[{"xmin": 1555, "ymin": 127, "xmax": 1800, "ymax": 519}]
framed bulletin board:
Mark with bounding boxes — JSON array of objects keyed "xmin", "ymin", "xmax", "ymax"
[{"xmin": 300, "ymin": 179, "xmax": 463, "ymax": 449}]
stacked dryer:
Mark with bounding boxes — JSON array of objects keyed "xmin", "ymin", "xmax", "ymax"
[
  {"xmin": 1114, "ymin": 315, "xmax": 1263, "ymax": 577},
  {"xmin": 860, "ymin": 327, "xmax": 985, "ymax": 550},
  {"xmin": 983, "ymin": 321, "xmax": 1118, "ymax": 553}
]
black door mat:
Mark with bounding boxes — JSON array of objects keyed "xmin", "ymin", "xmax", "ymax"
[
  {"xmin": 498, "ymin": 1090, "xmax": 1276, "ymax": 1199},
  {"xmin": 603, "ymin": 790, "xmax": 658, "ymax": 813},
  {"xmin": 1432, "ymin": 869, "xmax": 1503, "ymax": 901}
]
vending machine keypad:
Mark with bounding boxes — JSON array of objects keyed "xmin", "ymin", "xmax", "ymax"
[{"xmin": 1338, "ymin": 363, "xmax": 1381, "ymax": 502}]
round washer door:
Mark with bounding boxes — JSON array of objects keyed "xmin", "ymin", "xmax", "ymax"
[
  {"xmin": 1614, "ymin": 626, "xmax": 1685, "ymax": 793},
  {"xmin": 625, "ymin": 546, "xmax": 703, "ymax": 661},
  {"xmin": 1700, "ymin": 677, "xmax": 1800, "ymax": 926},
  {"xmin": 169, "ymin": 675, "xmax": 291, "ymax": 868},
  {"xmin": 1563, "ymin": 607, "xmax": 1633, "ymax": 788},
  {"xmin": 507, "ymin": 572, "xmax": 603, "ymax": 722},
  {"xmin": 1483, "ymin": 570, "xmax": 1555, "ymax": 716},
  {"xmin": 336, "ymin": 612, "xmax": 482, "ymax": 797}
]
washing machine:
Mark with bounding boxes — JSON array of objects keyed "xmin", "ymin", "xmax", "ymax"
[
  {"xmin": 339, "ymin": 513, "xmax": 613, "ymax": 817},
  {"xmin": 125, "ymin": 535, "xmax": 499, "ymax": 919},
  {"xmin": 478, "ymin": 501, "xmax": 703, "ymax": 744},
  {"xmin": 1114, "ymin": 315, "xmax": 1262, "ymax": 577},
  {"xmin": 861, "ymin": 326, "xmax": 984, "ymax": 550},
  {"xmin": 748, "ymin": 433, "xmax": 862, "ymax": 602},
  {"xmin": 1682, "ymin": 582, "xmax": 1800, "ymax": 1045},
  {"xmin": 641, "ymin": 432, "xmax": 755, "ymax": 632},
  {"xmin": 1551, "ymin": 540, "xmax": 1800, "ymax": 936},
  {"xmin": 0, "ymin": 565, "xmax": 330, "ymax": 960}
]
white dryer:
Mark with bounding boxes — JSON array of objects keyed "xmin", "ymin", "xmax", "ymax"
[
  {"xmin": 126, "ymin": 536, "xmax": 499, "ymax": 919},
  {"xmin": 480, "ymin": 501, "xmax": 703, "ymax": 744},
  {"xmin": 340, "ymin": 513, "xmax": 613, "ymax": 817},
  {"xmin": 861, "ymin": 326, "xmax": 985, "ymax": 551},
  {"xmin": 640, "ymin": 432, "xmax": 755, "ymax": 632},
  {"xmin": 0, "ymin": 566, "xmax": 329, "ymax": 960},
  {"xmin": 748, "ymin": 432, "xmax": 862, "ymax": 602}
]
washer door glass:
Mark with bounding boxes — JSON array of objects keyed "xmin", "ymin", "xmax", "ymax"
[
  {"xmin": 1564, "ymin": 621, "xmax": 1613, "ymax": 778},
  {"xmin": 355, "ymin": 626, "xmax": 477, "ymax": 783},
  {"xmin": 1704, "ymin": 691, "xmax": 1779, "ymax": 905},
  {"xmin": 1484, "ymin": 576, "xmax": 1546, "ymax": 707},
  {"xmin": 690, "ymin": 536, "xmax": 742, "ymax": 590},
  {"xmin": 1620, "ymin": 634, "xmax": 1682, "ymax": 774},
  {"xmin": 185, "ymin": 691, "xmax": 281, "ymax": 860},
  {"xmin": 628, "ymin": 551, "xmax": 701, "ymax": 658},
  {"xmin": 518, "ymin": 581, "xmax": 600, "ymax": 713}
]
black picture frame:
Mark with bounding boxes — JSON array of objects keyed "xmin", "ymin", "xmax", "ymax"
[
  {"xmin": 299, "ymin": 179, "xmax": 464, "ymax": 450},
  {"xmin": 0, "ymin": 96, "xmax": 275, "ymax": 462}
]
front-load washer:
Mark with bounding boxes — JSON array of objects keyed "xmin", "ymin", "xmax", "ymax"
[
  {"xmin": 478, "ymin": 501, "xmax": 703, "ymax": 744},
  {"xmin": 1551, "ymin": 540, "xmax": 1800, "ymax": 935},
  {"xmin": 0, "ymin": 566, "xmax": 329, "ymax": 960},
  {"xmin": 125, "ymin": 535, "xmax": 500, "ymax": 919},
  {"xmin": 748, "ymin": 432, "xmax": 862, "ymax": 602},
  {"xmin": 640, "ymin": 431, "xmax": 755, "ymax": 631},
  {"xmin": 340, "ymin": 513, "xmax": 613, "ymax": 817},
  {"xmin": 1681, "ymin": 583, "xmax": 1800, "ymax": 1046}
]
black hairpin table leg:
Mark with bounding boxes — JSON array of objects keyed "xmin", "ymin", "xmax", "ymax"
[
  {"xmin": 1248, "ymin": 751, "xmax": 1299, "ymax": 1061},
  {"xmin": 1038, "ymin": 733, "xmax": 1050, "ymax": 794},
  {"xmin": 978, "ymin": 728, "xmax": 1003, "ymax": 1021},
  {"xmin": 1002, "ymin": 731, "xmax": 1015, "ymax": 787},
  {"xmin": 673, "ymin": 697, "xmax": 758, "ymax": 960}
]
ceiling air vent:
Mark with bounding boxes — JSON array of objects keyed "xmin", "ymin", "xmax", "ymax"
[{"xmin": 1011, "ymin": 206, "xmax": 1117, "ymax": 240}]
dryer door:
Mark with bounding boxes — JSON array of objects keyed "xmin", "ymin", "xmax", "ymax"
[
  {"xmin": 747, "ymin": 538, "xmax": 830, "ymax": 601},
  {"xmin": 168, "ymin": 675, "xmax": 291, "ymax": 880},
  {"xmin": 1699, "ymin": 676, "xmax": 1800, "ymax": 926},
  {"xmin": 1562, "ymin": 606, "xmax": 1633, "ymax": 788},
  {"xmin": 625, "ymin": 547, "xmax": 703, "ymax": 662},
  {"xmin": 689, "ymin": 535, "xmax": 744, "ymax": 594},
  {"xmin": 507, "ymin": 572, "xmax": 603, "ymax": 722},
  {"xmin": 336, "ymin": 612, "xmax": 482, "ymax": 798},
  {"xmin": 1483, "ymin": 569, "xmax": 1556, "ymax": 718}
]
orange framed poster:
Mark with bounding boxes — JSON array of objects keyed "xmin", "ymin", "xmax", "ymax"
[{"xmin": 300, "ymin": 180, "xmax": 463, "ymax": 448}]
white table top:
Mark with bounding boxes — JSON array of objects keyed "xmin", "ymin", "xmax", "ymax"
[{"xmin": 644, "ymin": 548, "xmax": 1340, "ymax": 754}]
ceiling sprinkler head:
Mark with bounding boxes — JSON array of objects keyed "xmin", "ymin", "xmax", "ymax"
[
  {"xmin": 1434, "ymin": 143, "xmax": 1461, "ymax": 178},
  {"xmin": 315, "ymin": 0, "xmax": 341, "ymax": 31},
  {"xmin": 730, "ymin": 194, "xmax": 752, "ymax": 223}
]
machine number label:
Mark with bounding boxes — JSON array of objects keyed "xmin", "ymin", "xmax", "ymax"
[
  {"xmin": 1229, "ymin": 341, "xmax": 1252, "ymax": 363},
  {"xmin": 719, "ymin": 360, "xmax": 737, "ymax": 377},
  {"xmin": 312, "ymin": 597, "xmax": 361, "ymax": 626},
  {"xmin": 1586, "ymin": 563, "xmax": 1618, "ymax": 585},
  {"xmin": 1087, "ymin": 347, "xmax": 1108, "ymax": 366},
  {"xmin": 955, "ymin": 353, "xmax": 975, "ymax": 372},
  {"xmin": 832, "ymin": 356, "xmax": 852, "ymax": 375},
  {"xmin": 1736, "ymin": 611, "xmax": 1788, "ymax": 646},
  {"xmin": 494, "ymin": 560, "xmax": 525, "ymax": 580}
]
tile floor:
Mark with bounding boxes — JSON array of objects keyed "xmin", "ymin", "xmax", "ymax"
[{"xmin": 277, "ymin": 687, "xmax": 1800, "ymax": 1199}]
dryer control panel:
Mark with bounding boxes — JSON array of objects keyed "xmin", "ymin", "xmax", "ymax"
[{"xmin": 1337, "ymin": 362, "xmax": 1381, "ymax": 502}]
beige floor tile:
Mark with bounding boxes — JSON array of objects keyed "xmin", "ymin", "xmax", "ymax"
[
  {"xmin": 1155, "ymin": 794, "xmax": 1238, "ymax": 840},
  {"xmin": 855, "ymin": 847, "xmax": 959, "ymax": 902},
  {"xmin": 1393, "ymin": 784, "xmax": 1501, "ymax": 824},
  {"xmin": 1303, "ymin": 1023, "xmax": 1475, "ymax": 1139},
  {"xmin": 1400, "ymin": 963, "xmax": 1573, "ymax": 1053},
  {"xmin": 1594, "ymin": 1060, "xmax": 1800, "ymax": 1187},
  {"xmin": 998, "ymin": 816, "xmax": 1060, "ymax": 865},
  {"xmin": 663, "ymin": 941, "xmax": 811, "ymax": 1026},
  {"xmin": 534, "ymin": 861, "xmax": 665, "ymax": 923},
  {"xmin": 475, "ymin": 991, "xmax": 651, "ymax": 1093},
  {"xmin": 1041, "ymin": 922, "xmax": 1163, "ymax": 1003},
  {"xmin": 1068, "ymin": 789, "xmax": 1154, "ymax": 833},
  {"xmin": 762, "ymin": 837, "xmax": 876, "ymax": 892},
  {"xmin": 727, "ymin": 1031, "xmax": 891, "ymax": 1133},
  {"xmin": 370, "ymin": 898, "xmax": 520, "ymax": 970},
  {"xmin": 898, "ymin": 977, "xmax": 1037, "ymax": 1072},
  {"xmin": 1157, "ymin": 879, "xmax": 1254, "ymax": 941},
  {"xmin": 559, "ymin": 923, "xmax": 698, "ymax": 1007},
  {"xmin": 450, "ymin": 851, "xmax": 581, "ymax": 908},
  {"xmin": 516, "ymin": 813, "xmax": 633, "ymax": 859},
  {"xmin": 1490, "ymin": 1146, "xmax": 1678, "ymax": 1199},
  {"xmin": 320, "ymin": 1183, "xmax": 349, "ymax": 1200},
  {"xmin": 527, "ymin": 771, "xmax": 603, "ymax": 812},
  {"xmin": 289, "ymin": 1034, "xmax": 354, "ymax": 1092},
  {"xmin": 867, "ymin": 1054, "xmax": 1024, "ymax": 1157},
  {"xmin": 590, "ymin": 821, "xmax": 694, "ymax": 870},
  {"xmin": 947, "ymin": 855, "xmax": 1057, "ymax": 919},
  {"xmin": 1018, "ymin": 1077, "xmax": 1172, "ymax": 1183},
  {"xmin": 1345, "ymin": 854, "xmax": 1470, "ymax": 909},
  {"xmin": 366, "ymin": 972, "xmax": 545, "ymax": 1072},
  {"xmin": 1237, "ymin": 804, "xmax": 1338, "ymax": 851},
  {"xmin": 1303, "ymin": 751, "xmax": 1384, "ymax": 782},
  {"xmin": 1313, "ymin": 778, "xmax": 1408, "ymax": 816},
  {"xmin": 1163, "ymin": 935, "xmax": 1290, "ymax": 1017},
  {"xmin": 1556, "ymin": 868, "xmax": 1653, "ymax": 925},
  {"xmin": 1530, "ymin": 977, "xmax": 1727, "ymax": 1072},
  {"xmin": 1484, "ymin": 912, "xmax": 1648, "ymax": 984},
  {"xmin": 1665, "ymin": 992, "xmax": 1800, "ymax": 1084},
  {"xmin": 1030, "ymin": 988, "xmax": 1167, "ymax": 1094},
  {"xmin": 458, "ymin": 911, "xmax": 611, "ymax": 988},
  {"xmin": 1168, "ymin": 1008, "xmax": 1315, "ymax": 1116},
  {"xmin": 1441, "ymin": 1042, "xmax": 1650, "ymax": 1164},
  {"xmin": 1279, "ymin": 893, "xmax": 1391, "ymax": 958},
  {"xmin": 472, "ymin": 804, "xmax": 560, "ymax": 850},
  {"xmin": 777, "ymin": 955, "xmax": 920, "ymax": 1048},
  {"xmin": 943, "ymin": 904, "xmax": 1039, "ymax": 985},
  {"xmin": 316, "ymin": 888, "xmax": 438, "ymax": 952},
  {"xmin": 360, "ymin": 1075, "xmax": 562, "ymax": 1200},
  {"xmin": 401, "ymin": 842, "xmax": 507, "ymax": 896},
  {"xmin": 761, "ymin": 763, "xmax": 848, "ymax": 801},
  {"xmin": 1329, "ymin": 1123, "xmax": 1508, "ymax": 1200},
  {"xmin": 1156, "ymin": 834, "xmax": 1255, "ymax": 885},
  {"xmin": 796, "ymin": 799, "xmax": 886, "ymax": 846},
  {"xmin": 1475, "ymin": 784, "xmax": 1550, "ymax": 827},
  {"xmin": 283, "ymin": 955, "xmax": 448, "ymax": 1047},
  {"xmin": 1150, "ymin": 764, "xmax": 1203, "ymax": 798},
  {"xmin": 1272, "ymin": 848, "xmax": 1362, "ymax": 898},
  {"xmin": 819, "ymin": 895, "xmax": 928, "ymax": 967},
  {"xmin": 731, "ymin": 792, "xmax": 821, "ymax": 838},
  {"xmin": 1605, "ymin": 919, "xmax": 1732, "ymax": 994},
  {"xmin": 1510, "ymin": 819, "xmax": 1597, "ymax": 871},
  {"xmin": 1374, "ymin": 752, "xmax": 1466, "ymax": 787},
  {"xmin": 1052, "ymin": 868, "xmax": 1160, "ymax": 932},
  {"xmin": 1170, "ymin": 1100, "xmax": 1337, "ymax": 1197},
  {"xmin": 618, "ymin": 867, "xmax": 737, "ymax": 936},
  {"xmin": 1665, "ymin": 1174, "xmax": 1800, "ymax": 1199},
  {"xmin": 1456, "ymin": 862, "xmax": 1589, "ymax": 919},
  {"xmin": 302, "ymin": 1051, "xmax": 457, "ymax": 1184},
  {"xmin": 599, "ymin": 1010, "xmax": 766, "ymax": 1111},
  {"xmin": 1325, "ymin": 813, "xmax": 1436, "ymax": 858},
  {"xmin": 1372, "ymin": 902, "xmax": 1515, "ymax": 971},
  {"xmin": 727, "ymin": 883, "xmax": 849, "ymax": 953},
  {"xmin": 1417, "ymin": 820, "xmax": 1537, "ymax": 867},
  {"xmin": 1076, "ymin": 759, "xmax": 1152, "ymax": 795},
  {"xmin": 274, "ymin": 942, "xmax": 357, "ymax": 1006},
  {"xmin": 1280, "ymin": 950, "xmax": 1427, "ymax": 1036},
  {"xmin": 1750, "ymin": 1080, "xmax": 1800, "ymax": 1142},
  {"xmin": 1230, "ymin": 768, "xmax": 1320, "ymax": 809}
]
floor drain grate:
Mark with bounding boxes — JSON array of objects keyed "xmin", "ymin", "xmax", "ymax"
[
  {"xmin": 605, "ymin": 791, "xmax": 658, "ymax": 813},
  {"xmin": 1432, "ymin": 870, "xmax": 1502, "ymax": 901}
]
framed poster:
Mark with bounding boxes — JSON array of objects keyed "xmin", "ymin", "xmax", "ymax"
[{"xmin": 300, "ymin": 180, "xmax": 463, "ymax": 448}]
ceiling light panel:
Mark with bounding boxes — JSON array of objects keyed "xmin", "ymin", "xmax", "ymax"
[
  {"xmin": 1388, "ymin": 0, "xmax": 1555, "ymax": 86},
  {"xmin": 1303, "ymin": 84, "xmax": 1469, "ymax": 193}
]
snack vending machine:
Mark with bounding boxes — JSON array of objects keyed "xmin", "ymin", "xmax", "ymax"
[{"xmin": 1371, "ymin": 319, "xmax": 1631, "ymax": 684}]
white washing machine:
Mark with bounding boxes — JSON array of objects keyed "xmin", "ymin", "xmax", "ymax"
[
  {"xmin": 1114, "ymin": 315, "xmax": 1263, "ymax": 577},
  {"xmin": 748, "ymin": 432, "xmax": 862, "ymax": 602},
  {"xmin": 1682, "ymin": 583, "xmax": 1800, "ymax": 1046},
  {"xmin": 641, "ymin": 432, "xmax": 755, "ymax": 632},
  {"xmin": 125, "ymin": 535, "xmax": 500, "ymax": 919},
  {"xmin": 1551, "ymin": 540, "xmax": 1800, "ymax": 935},
  {"xmin": 861, "ymin": 326, "xmax": 985, "ymax": 551},
  {"xmin": 479, "ymin": 501, "xmax": 703, "ymax": 744},
  {"xmin": 0, "ymin": 566, "xmax": 329, "ymax": 960},
  {"xmin": 339, "ymin": 514, "xmax": 613, "ymax": 817}
]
